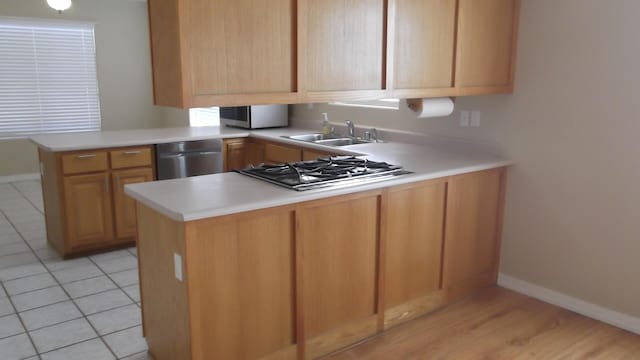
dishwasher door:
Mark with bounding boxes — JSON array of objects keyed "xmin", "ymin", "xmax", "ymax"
[{"xmin": 156, "ymin": 139, "xmax": 223, "ymax": 180}]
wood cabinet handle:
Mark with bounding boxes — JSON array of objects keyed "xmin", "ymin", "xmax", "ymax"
[
  {"xmin": 76, "ymin": 154, "xmax": 96, "ymax": 159},
  {"xmin": 123, "ymin": 150, "xmax": 142, "ymax": 155}
]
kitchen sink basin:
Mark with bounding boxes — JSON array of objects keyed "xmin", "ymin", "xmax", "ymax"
[{"xmin": 282, "ymin": 133, "xmax": 371, "ymax": 147}]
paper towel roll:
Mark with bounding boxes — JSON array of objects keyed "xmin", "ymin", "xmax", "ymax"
[{"xmin": 406, "ymin": 97, "xmax": 455, "ymax": 118}]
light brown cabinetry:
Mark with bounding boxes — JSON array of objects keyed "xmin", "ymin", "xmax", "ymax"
[
  {"xmin": 222, "ymin": 138, "xmax": 265, "ymax": 172},
  {"xmin": 39, "ymin": 145, "xmax": 155, "ymax": 257},
  {"xmin": 302, "ymin": 149, "xmax": 334, "ymax": 161},
  {"xmin": 63, "ymin": 173, "xmax": 114, "ymax": 250},
  {"xmin": 455, "ymin": 0, "xmax": 519, "ymax": 94},
  {"xmin": 135, "ymin": 167, "xmax": 507, "ymax": 359},
  {"xmin": 264, "ymin": 143, "xmax": 302, "ymax": 164},
  {"xmin": 148, "ymin": 0, "xmax": 297, "ymax": 108},
  {"xmin": 382, "ymin": 178, "xmax": 447, "ymax": 328},
  {"xmin": 389, "ymin": 0, "xmax": 457, "ymax": 98},
  {"xmin": 297, "ymin": 192, "xmax": 381, "ymax": 358},
  {"xmin": 442, "ymin": 168, "xmax": 506, "ymax": 301},
  {"xmin": 147, "ymin": 0, "xmax": 520, "ymax": 108},
  {"xmin": 304, "ymin": 0, "xmax": 386, "ymax": 100}
]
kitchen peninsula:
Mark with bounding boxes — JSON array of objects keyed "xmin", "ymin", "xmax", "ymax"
[{"xmin": 124, "ymin": 132, "xmax": 511, "ymax": 360}]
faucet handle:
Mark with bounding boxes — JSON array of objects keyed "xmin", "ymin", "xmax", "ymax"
[{"xmin": 371, "ymin": 128, "xmax": 379, "ymax": 142}]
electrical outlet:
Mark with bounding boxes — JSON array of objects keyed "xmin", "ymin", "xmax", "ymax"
[
  {"xmin": 459, "ymin": 111, "xmax": 470, "ymax": 127},
  {"xmin": 470, "ymin": 111, "xmax": 481, "ymax": 127},
  {"xmin": 174, "ymin": 253, "xmax": 183, "ymax": 282}
]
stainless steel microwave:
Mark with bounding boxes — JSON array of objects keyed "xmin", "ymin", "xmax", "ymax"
[{"xmin": 220, "ymin": 105, "xmax": 288, "ymax": 129}]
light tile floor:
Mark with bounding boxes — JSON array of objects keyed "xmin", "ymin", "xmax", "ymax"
[{"xmin": 0, "ymin": 180, "xmax": 151, "ymax": 360}]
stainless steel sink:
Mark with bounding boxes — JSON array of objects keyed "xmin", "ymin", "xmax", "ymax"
[{"xmin": 282, "ymin": 133, "xmax": 372, "ymax": 147}]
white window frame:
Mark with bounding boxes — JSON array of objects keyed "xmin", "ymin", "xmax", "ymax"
[
  {"xmin": 0, "ymin": 17, "xmax": 102, "ymax": 140},
  {"xmin": 189, "ymin": 107, "xmax": 220, "ymax": 127}
]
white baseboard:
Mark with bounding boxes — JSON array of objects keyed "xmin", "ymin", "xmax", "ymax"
[
  {"xmin": 498, "ymin": 273, "xmax": 640, "ymax": 335},
  {"xmin": 0, "ymin": 173, "xmax": 40, "ymax": 184}
]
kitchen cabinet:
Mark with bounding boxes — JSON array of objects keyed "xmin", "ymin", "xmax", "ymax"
[
  {"xmin": 442, "ymin": 168, "xmax": 506, "ymax": 301},
  {"xmin": 454, "ymin": 0, "xmax": 519, "ymax": 94},
  {"xmin": 296, "ymin": 192, "xmax": 381, "ymax": 358},
  {"xmin": 302, "ymin": 149, "xmax": 335, "ymax": 161},
  {"xmin": 304, "ymin": 0, "xmax": 387, "ymax": 101},
  {"xmin": 112, "ymin": 168, "xmax": 155, "ymax": 239},
  {"xmin": 39, "ymin": 145, "xmax": 155, "ymax": 257},
  {"xmin": 148, "ymin": 0, "xmax": 298, "ymax": 108},
  {"xmin": 147, "ymin": 0, "xmax": 519, "ymax": 107},
  {"xmin": 63, "ymin": 173, "xmax": 114, "ymax": 250},
  {"xmin": 223, "ymin": 138, "xmax": 265, "ymax": 172},
  {"xmin": 264, "ymin": 143, "xmax": 302, "ymax": 164},
  {"xmin": 382, "ymin": 179, "xmax": 447, "ymax": 328},
  {"xmin": 389, "ymin": 0, "xmax": 457, "ymax": 98}
]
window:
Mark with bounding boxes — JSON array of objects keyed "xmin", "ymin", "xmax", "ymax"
[
  {"xmin": 0, "ymin": 17, "xmax": 101, "ymax": 139},
  {"xmin": 330, "ymin": 98, "xmax": 400, "ymax": 110},
  {"xmin": 189, "ymin": 107, "xmax": 220, "ymax": 127}
]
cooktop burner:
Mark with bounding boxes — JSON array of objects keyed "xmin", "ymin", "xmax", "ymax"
[{"xmin": 235, "ymin": 156, "xmax": 412, "ymax": 191}]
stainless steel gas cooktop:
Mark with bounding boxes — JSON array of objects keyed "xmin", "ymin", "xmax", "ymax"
[{"xmin": 235, "ymin": 156, "xmax": 412, "ymax": 191}]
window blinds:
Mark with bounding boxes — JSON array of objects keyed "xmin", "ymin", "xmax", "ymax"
[{"xmin": 0, "ymin": 17, "xmax": 101, "ymax": 139}]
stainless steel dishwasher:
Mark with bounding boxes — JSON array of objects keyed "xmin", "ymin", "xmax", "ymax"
[{"xmin": 156, "ymin": 139, "xmax": 223, "ymax": 180}]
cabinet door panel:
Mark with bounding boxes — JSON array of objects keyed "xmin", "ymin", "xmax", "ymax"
[
  {"xmin": 225, "ymin": 141, "xmax": 265, "ymax": 171},
  {"xmin": 185, "ymin": 210, "xmax": 296, "ymax": 359},
  {"xmin": 455, "ymin": 0, "xmax": 518, "ymax": 88},
  {"xmin": 392, "ymin": 0, "xmax": 456, "ymax": 90},
  {"xmin": 306, "ymin": 0, "xmax": 385, "ymax": 91},
  {"xmin": 187, "ymin": 0, "xmax": 295, "ymax": 95},
  {"xmin": 384, "ymin": 180, "xmax": 445, "ymax": 308},
  {"xmin": 63, "ymin": 173, "xmax": 113, "ymax": 249},
  {"xmin": 112, "ymin": 168, "xmax": 154, "ymax": 239},
  {"xmin": 297, "ymin": 193, "xmax": 380, "ymax": 358},
  {"xmin": 442, "ymin": 169, "xmax": 504, "ymax": 299},
  {"xmin": 264, "ymin": 143, "xmax": 301, "ymax": 164}
]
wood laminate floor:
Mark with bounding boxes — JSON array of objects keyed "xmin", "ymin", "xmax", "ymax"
[{"xmin": 326, "ymin": 287, "xmax": 640, "ymax": 360}]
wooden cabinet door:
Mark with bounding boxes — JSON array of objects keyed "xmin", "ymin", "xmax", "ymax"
[
  {"xmin": 390, "ymin": 0, "xmax": 457, "ymax": 97},
  {"xmin": 184, "ymin": 209, "xmax": 297, "ymax": 360},
  {"xmin": 264, "ymin": 143, "xmax": 301, "ymax": 164},
  {"xmin": 297, "ymin": 192, "xmax": 381, "ymax": 358},
  {"xmin": 383, "ymin": 179, "xmax": 446, "ymax": 328},
  {"xmin": 225, "ymin": 140, "xmax": 265, "ymax": 172},
  {"xmin": 455, "ymin": 0, "xmax": 519, "ymax": 91},
  {"xmin": 305, "ymin": 0, "xmax": 386, "ymax": 92},
  {"xmin": 442, "ymin": 168, "xmax": 505, "ymax": 301},
  {"xmin": 63, "ymin": 173, "xmax": 113, "ymax": 250},
  {"xmin": 185, "ymin": 0, "xmax": 295, "ymax": 96},
  {"xmin": 112, "ymin": 168, "xmax": 154, "ymax": 239},
  {"xmin": 302, "ymin": 149, "xmax": 333, "ymax": 161}
]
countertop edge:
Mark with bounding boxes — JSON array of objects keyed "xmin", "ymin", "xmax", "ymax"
[{"xmin": 124, "ymin": 160, "xmax": 513, "ymax": 223}]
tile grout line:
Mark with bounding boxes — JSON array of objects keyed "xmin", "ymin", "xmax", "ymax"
[
  {"xmin": 4, "ymin": 181, "xmax": 145, "ymax": 358},
  {"xmin": 1, "ymin": 190, "xmax": 122, "ymax": 359},
  {"xmin": 0, "ymin": 211, "xmax": 45, "ymax": 359}
]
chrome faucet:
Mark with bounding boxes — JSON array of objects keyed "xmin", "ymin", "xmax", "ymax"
[
  {"xmin": 345, "ymin": 120, "xmax": 355, "ymax": 138},
  {"xmin": 371, "ymin": 128, "xmax": 378, "ymax": 142}
]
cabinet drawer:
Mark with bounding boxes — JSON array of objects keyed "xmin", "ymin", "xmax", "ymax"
[
  {"xmin": 110, "ymin": 147, "xmax": 153, "ymax": 169},
  {"xmin": 264, "ymin": 143, "xmax": 301, "ymax": 164},
  {"xmin": 61, "ymin": 151, "xmax": 108, "ymax": 175}
]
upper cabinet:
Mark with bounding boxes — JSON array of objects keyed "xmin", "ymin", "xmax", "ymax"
[
  {"xmin": 147, "ymin": 0, "xmax": 519, "ymax": 108},
  {"xmin": 304, "ymin": 0, "xmax": 387, "ymax": 100},
  {"xmin": 148, "ymin": 0, "xmax": 298, "ymax": 107},
  {"xmin": 389, "ymin": 0, "xmax": 457, "ymax": 98},
  {"xmin": 455, "ymin": 0, "xmax": 519, "ymax": 94}
]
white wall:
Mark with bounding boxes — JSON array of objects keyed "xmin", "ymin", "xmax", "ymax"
[
  {"xmin": 0, "ymin": 0, "xmax": 162, "ymax": 175},
  {"xmin": 293, "ymin": 0, "xmax": 640, "ymax": 318}
]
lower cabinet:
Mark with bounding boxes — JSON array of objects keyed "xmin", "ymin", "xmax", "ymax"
[
  {"xmin": 136, "ymin": 167, "xmax": 507, "ymax": 359},
  {"xmin": 112, "ymin": 168, "xmax": 155, "ymax": 238},
  {"xmin": 223, "ymin": 138, "xmax": 265, "ymax": 171},
  {"xmin": 442, "ymin": 168, "xmax": 505, "ymax": 301},
  {"xmin": 296, "ymin": 192, "xmax": 380, "ymax": 358},
  {"xmin": 63, "ymin": 173, "xmax": 114, "ymax": 250},
  {"xmin": 382, "ymin": 179, "xmax": 447, "ymax": 328}
]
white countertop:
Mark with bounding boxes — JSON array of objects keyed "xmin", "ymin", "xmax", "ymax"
[
  {"xmin": 30, "ymin": 126, "xmax": 251, "ymax": 152},
  {"xmin": 124, "ymin": 133, "xmax": 512, "ymax": 222}
]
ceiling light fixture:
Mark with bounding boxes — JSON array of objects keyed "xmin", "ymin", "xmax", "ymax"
[{"xmin": 47, "ymin": 0, "xmax": 72, "ymax": 13}]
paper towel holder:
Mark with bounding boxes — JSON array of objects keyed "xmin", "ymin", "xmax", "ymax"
[{"xmin": 406, "ymin": 97, "xmax": 456, "ymax": 113}]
